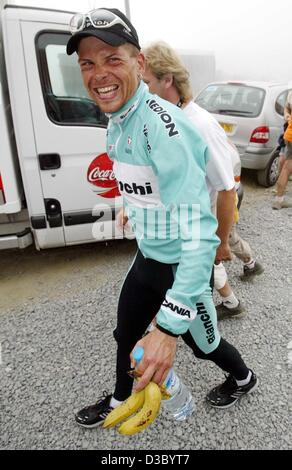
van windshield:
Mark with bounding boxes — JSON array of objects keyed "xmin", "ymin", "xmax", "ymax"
[{"xmin": 195, "ymin": 84, "xmax": 265, "ymax": 117}]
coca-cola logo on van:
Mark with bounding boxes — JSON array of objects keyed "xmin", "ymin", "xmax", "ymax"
[{"xmin": 87, "ymin": 153, "xmax": 120, "ymax": 198}]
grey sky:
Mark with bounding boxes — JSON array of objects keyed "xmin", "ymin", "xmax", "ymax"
[
  {"xmin": 131, "ymin": 0, "xmax": 292, "ymax": 84},
  {"xmin": 11, "ymin": 0, "xmax": 292, "ymax": 84}
]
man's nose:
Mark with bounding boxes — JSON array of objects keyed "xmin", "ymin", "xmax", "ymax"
[{"xmin": 94, "ymin": 65, "xmax": 108, "ymax": 81}]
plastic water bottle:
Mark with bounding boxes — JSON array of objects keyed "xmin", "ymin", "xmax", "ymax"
[{"xmin": 133, "ymin": 346, "xmax": 195, "ymax": 421}]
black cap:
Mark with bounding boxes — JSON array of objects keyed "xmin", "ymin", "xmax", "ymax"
[{"xmin": 67, "ymin": 8, "xmax": 140, "ymax": 55}]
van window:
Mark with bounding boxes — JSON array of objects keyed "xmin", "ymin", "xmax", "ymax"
[
  {"xmin": 36, "ymin": 32, "xmax": 108, "ymax": 127},
  {"xmin": 196, "ymin": 84, "xmax": 265, "ymax": 118}
]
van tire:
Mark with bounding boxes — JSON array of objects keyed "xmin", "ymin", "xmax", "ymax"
[{"xmin": 257, "ymin": 150, "xmax": 280, "ymax": 187}]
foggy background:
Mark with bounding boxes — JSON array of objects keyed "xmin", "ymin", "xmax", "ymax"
[
  {"xmin": 8, "ymin": 0, "xmax": 292, "ymax": 92},
  {"xmin": 132, "ymin": 0, "xmax": 292, "ymax": 85}
]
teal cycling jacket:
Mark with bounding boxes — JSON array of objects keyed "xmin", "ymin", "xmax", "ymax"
[{"xmin": 107, "ymin": 81, "xmax": 219, "ymax": 336}]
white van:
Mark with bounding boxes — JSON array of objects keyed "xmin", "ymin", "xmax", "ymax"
[{"xmin": 0, "ymin": 4, "xmax": 125, "ymax": 249}]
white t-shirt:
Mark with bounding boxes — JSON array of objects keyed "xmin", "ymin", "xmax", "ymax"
[{"xmin": 183, "ymin": 101, "xmax": 238, "ymax": 213}]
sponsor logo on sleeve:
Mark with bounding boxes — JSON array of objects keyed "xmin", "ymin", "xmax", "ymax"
[
  {"xmin": 161, "ymin": 295, "xmax": 196, "ymax": 321},
  {"xmin": 196, "ymin": 302, "xmax": 215, "ymax": 344}
]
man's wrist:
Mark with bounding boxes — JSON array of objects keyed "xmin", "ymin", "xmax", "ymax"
[
  {"xmin": 216, "ymin": 238, "xmax": 231, "ymax": 247},
  {"xmin": 156, "ymin": 323, "xmax": 179, "ymax": 338}
]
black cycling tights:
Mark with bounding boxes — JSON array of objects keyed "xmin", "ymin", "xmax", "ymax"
[{"xmin": 113, "ymin": 251, "xmax": 249, "ymax": 401}]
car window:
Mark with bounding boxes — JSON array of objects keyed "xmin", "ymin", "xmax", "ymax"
[
  {"xmin": 36, "ymin": 32, "xmax": 108, "ymax": 127},
  {"xmin": 195, "ymin": 84, "xmax": 265, "ymax": 117},
  {"xmin": 275, "ymin": 90, "xmax": 292, "ymax": 116}
]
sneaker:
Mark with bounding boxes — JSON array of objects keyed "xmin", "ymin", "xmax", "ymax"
[
  {"xmin": 272, "ymin": 199, "xmax": 292, "ymax": 210},
  {"xmin": 241, "ymin": 261, "xmax": 264, "ymax": 280},
  {"xmin": 206, "ymin": 371, "xmax": 258, "ymax": 409},
  {"xmin": 216, "ymin": 301, "xmax": 246, "ymax": 321},
  {"xmin": 75, "ymin": 392, "xmax": 113, "ymax": 428}
]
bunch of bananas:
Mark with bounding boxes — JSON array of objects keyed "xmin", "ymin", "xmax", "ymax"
[{"xmin": 103, "ymin": 381, "xmax": 162, "ymax": 435}]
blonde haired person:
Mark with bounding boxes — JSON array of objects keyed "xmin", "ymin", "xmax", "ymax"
[{"xmin": 143, "ymin": 41, "xmax": 193, "ymax": 105}]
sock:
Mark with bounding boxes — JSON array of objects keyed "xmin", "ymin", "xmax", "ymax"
[
  {"xmin": 222, "ymin": 292, "xmax": 239, "ymax": 309},
  {"xmin": 236, "ymin": 370, "xmax": 252, "ymax": 386},
  {"xmin": 110, "ymin": 397, "xmax": 123, "ymax": 408},
  {"xmin": 276, "ymin": 196, "xmax": 284, "ymax": 203},
  {"xmin": 244, "ymin": 258, "xmax": 255, "ymax": 270}
]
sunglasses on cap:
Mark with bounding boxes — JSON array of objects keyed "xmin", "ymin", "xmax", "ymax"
[{"xmin": 69, "ymin": 9, "xmax": 133, "ymax": 36}]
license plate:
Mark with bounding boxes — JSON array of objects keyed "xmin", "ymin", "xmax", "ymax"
[{"xmin": 219, "ymin": 122, "xmax": 234, "ymax": 134}]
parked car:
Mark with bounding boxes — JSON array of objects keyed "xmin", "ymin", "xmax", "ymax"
[{"xmin": 195, "ymin": 81, "xmax": 292, "ymax": 186}]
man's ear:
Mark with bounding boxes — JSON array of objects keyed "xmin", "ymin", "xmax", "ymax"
[
  {"xmin": 163, "ymin": 73, "xmax": 174, "ymax": 89},
  {"xmin": 137, "ymin": 52, "xmax": 146, "ymax": 77}
]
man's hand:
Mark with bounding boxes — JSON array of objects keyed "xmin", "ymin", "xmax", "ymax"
[
  {"xmin": 131, "ymin": 328, "xmax": 177, "ymax": 392},
  {"xmin": 215, "ymin": 241, "xmax": 232, "ymax": 263},
  {"xmin": 116, "ymin": 207, "xmax": 129, "ymax": 231}
]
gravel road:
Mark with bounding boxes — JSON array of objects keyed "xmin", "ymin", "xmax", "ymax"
[{"xmin": 0, "ymin": 171, "xmax": 291, "ymax": 450}]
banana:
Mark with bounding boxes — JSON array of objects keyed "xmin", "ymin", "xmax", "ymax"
[
  {"xmin": 118, "ymin": 381, "xmax": 161, "ymax": 435},
  {"xmin": 103, "ymin": 389, "xmax": 145, "ymax": 428}
]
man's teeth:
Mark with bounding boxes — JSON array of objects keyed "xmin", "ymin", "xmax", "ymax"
[{"xmin": 97, "ymin": 86, "xmax": 118, "ymax": 94}]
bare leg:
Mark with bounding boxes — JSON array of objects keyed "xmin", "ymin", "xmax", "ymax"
[
  {"xmin": 217, "ymin": 281, "xmax": 233, "ymax": 298},
  {"xmin": 276, "ymin": 159, "xmax": 292, "ymax": 197}
]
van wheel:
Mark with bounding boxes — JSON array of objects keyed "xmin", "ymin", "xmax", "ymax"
[{"xmin": 257, "ymin": 150, "xmax": 280, "ymax": 187}]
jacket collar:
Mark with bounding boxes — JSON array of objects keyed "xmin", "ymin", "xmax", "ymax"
[{"xmin": 107, "ymin": 81, "xmax": 148, "ymax": 124}]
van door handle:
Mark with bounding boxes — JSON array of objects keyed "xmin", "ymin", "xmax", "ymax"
[{"xmin": 39, "ymin": 153, "xmax": 61, "ymax": 170}]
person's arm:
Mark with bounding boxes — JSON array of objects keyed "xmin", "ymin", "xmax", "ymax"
[
  {"xmin": 215, "ymin": 188, "xmax": 236, "ymax": 263},
  {"xmin": 284, "ymin": 105, "xmax": 291, "ymax": 122},
  {"xmin": 284, "ymin": 92, "xmax": 292, "ymax": 122},
  {"xmin": 193, "ymin": 118, "xmax": 236, "ymax": 262}
]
